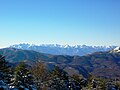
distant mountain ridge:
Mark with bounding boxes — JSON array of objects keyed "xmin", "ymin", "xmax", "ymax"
[
  {"xmin": 0, "ymin": 47, "xmax": 120, "ymax": 79},
  {"xmin": 9, "ymin": 43, "xmax": 116, "ymax": 56}
]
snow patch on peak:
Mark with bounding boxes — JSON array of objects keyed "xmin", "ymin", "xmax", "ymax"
[
  {"xmin": 63, "ymin": 45, "xmax": 70, "ymax": 48},
  {"xmin": 114, "ymin": 47, "xmax": 120, "ymax": 51},
  {"xmin": 110, "ymin": 46, "xmax": 120, "ymax": 53},
  {"xmin": 113, "ymin": 47, "xmax": 120, "ymax": 52}
]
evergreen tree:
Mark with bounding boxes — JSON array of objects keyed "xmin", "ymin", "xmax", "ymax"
[
  {"xmin": 30, "ymin": 61, "xmax": 48, "ymax": 90},
  {"xmin": 0, "ymin": 54, "xmax": 11, "ymax": 85},
  {"xmin": 12, "ymin": 62, "xmax": 36, "ymax": 89},
  {"xmin": 72, "ymin": 74, "xmax": 87, "ymax": 89},
  {"xmin": 48, "ymin": 66, "xmax": 69, "ymax": 90}
]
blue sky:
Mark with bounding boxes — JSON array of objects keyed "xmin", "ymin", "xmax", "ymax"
[{"xmin": 0, "ymin": 0, "xmax": 120, "ymax": 47}]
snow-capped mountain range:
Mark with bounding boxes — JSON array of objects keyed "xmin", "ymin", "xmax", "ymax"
[{"xmin": 9, "ymin": 43, "xmax": 117, "ymax": 56}]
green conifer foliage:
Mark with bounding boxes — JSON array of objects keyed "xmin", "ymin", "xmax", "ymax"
[
  {"xmin": 0, "ymin": 54, "xmax": 11, "ymax": 84},
  {"xmin": 13, "ymin": 62, "xmax": 35, "ymax": 89}
]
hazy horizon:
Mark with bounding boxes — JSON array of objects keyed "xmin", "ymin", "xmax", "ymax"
[{"xmin": 0, "ymin": 0, "xmax": 120, "ymax": 47}]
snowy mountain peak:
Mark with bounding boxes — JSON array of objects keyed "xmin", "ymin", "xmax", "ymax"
[
  {"xmin": 110, "ymin": 47, "xmax": 120, "ymax": 53},
  {"xmin": 9, "ymin": 43, "xmax": 116, "ymax": 56},
  {"xmin": 63, "ymin": 45, "xmax": 70, "ymax": 48},
  {"xmin": 113, "ymin": 47, "xmax": 120, "ymax": 52},
  {"xmin": 114, "ymin": 47, "xmax": 120, "ymax": 50}
]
